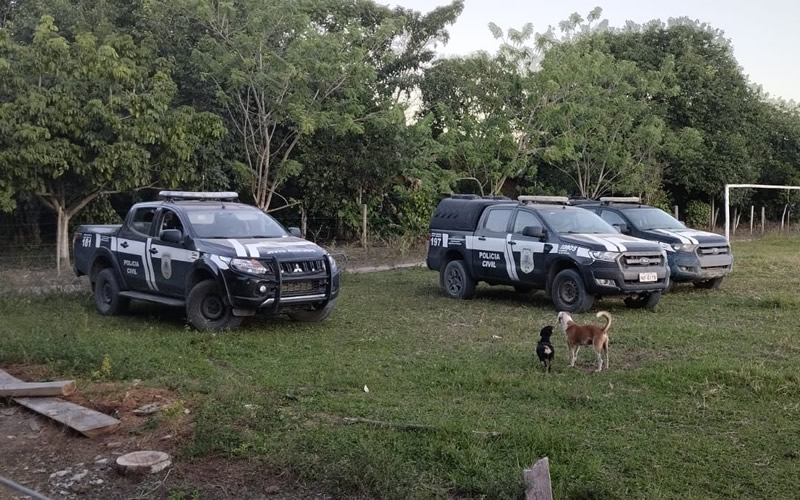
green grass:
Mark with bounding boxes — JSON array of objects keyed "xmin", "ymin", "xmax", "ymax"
[{"xmin": 2, "ymin": 237, "xmax": 800, "ymax": 499}]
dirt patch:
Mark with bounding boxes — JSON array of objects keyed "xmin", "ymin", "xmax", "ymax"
[{"xmin": 0, "ymin": 370, "xmax": 326, "ymax": 499}]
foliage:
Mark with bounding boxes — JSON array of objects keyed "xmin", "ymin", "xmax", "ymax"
[{"xmin": 685, "ymin": 200, "xmax": 711, "ymax": 228}]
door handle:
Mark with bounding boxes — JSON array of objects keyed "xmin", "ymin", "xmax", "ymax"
[
  {"xmin": 478, "ymin": 236, "xmax": 486, "ymax": 241},
  {"xmin": 508, "ymin": 241, "xmax": 516, "ymax": 245},
  {"xmin": 120, "ymin": 241, "xmax": 129, "ymax": 249},
  {"xmin": 149, "ymin": 247, "xmax": 158, "ymax": 255}
]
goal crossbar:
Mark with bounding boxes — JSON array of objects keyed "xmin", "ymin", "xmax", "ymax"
[{"xmin": 724, "ymin": 184, "xmax": 800, "ymax": 241}]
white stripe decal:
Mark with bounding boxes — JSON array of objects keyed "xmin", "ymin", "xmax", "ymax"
[
  {"xmin": 581, "ymin": 235, "xmax": 618, "ymax": 251},
  {"xmin": 246, "ymin": 244, "xmax": 261, "ymax": 258},
  {"xmin": 656, "ymin": 229, "xmax": 690, "ymax": 244},
  {"xmin": 145, "ymin": 238, "xmax": 158, "ymax": 291},
  {"xmin": 504, "ymin": 235, "xmax": 519, "ymax": 281},
  {"xmin": 228, "ymin": 239, "xmax": 247, "ymax": 257},
  {"xmin": 602, "ymin": 236, "xmax": 628, "ymax": 252}
]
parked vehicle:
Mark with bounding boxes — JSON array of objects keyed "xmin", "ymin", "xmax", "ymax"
[
  {"xmin": 573, "ymin": 197, "xmax": 733, "ymax": 289},
  {"xmin": 425, "ymin": 195, "xmax": 670, "ymax": 312},
  {"xmin": 73, "ymin": 191, "xmax": 340, "ymax": 331}
]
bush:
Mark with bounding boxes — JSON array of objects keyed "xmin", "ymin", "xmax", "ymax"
[{"xmin": 685, "ymin": 200, "xmax": 711, "ymax": 229}]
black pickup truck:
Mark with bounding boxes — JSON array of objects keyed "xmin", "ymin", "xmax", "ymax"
[
  {"xmin": 426, "ymin": 195, "xmax": 669, "ymax": 312},
  {"xmin": 73, "ymin": 191, "xmax": 340, "ymax": 331},
  {"xmin": 573, "ymin": 197, "xmax": 733, "ymax": 289}
]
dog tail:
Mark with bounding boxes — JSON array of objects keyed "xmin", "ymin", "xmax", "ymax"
[{"xmin": 596, "ymin": 311, "xmax": 611, "ymax": 335}]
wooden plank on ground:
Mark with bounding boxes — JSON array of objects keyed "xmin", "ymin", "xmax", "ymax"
[
  {"xmin": 13, "ymin": 397, "xmax": 121, "ymax": 438},
  {"xmin": 0, "ymin": 380, "xmax": 77, "ymax": 397},
  {"xmin": 524, "ymin": 457, "xmax": 553, "ymax": 500},
  {"xmin": 0, "ymin": 369, "xmax": 22, "ymax": 385}
]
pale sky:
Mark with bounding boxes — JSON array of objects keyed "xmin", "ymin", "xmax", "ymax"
[{"xmin": 391, "ymin": 0, "xmax": 800, "ymax": 103}]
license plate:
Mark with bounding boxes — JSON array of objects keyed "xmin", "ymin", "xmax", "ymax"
[{"xmin": 639, "ymin": 272, "xmax": 657, "ymax": 283}]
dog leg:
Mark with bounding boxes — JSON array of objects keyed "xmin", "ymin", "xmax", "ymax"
[
  {"xmin": 605, "ymin": 340, "xmax": 610, "ymax": 370},
  {"xmin": 595, "ymin": 349, "xmax": 603, "ymax": 372},
  {"xmin": 568, "ymin": 346, "xmax": 576, "ymax": 367}
]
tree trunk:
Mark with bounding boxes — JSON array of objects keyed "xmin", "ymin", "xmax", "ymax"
[{"xmin": 55, "ymin": 206, "xmax": 71, "ymax": 275}]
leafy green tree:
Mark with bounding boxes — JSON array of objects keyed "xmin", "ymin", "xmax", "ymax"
[{"xmin": 0, "ymin": 15, "xmax": 224, "ymax": 272}]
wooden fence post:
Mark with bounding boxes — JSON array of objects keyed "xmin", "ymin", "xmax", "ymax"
[
  {"xmin": 761, "ymin": 206, "xmax": 765, "ymax": 235},
  {"xmin": 524, "ymin": 457, "xmax": 553, "ymax": 500},
  {"xmin": 361, "ymin": 204, "xmax": 368, "ymax": 248},
  {"xmin": 301, "ymin": 207, "xmax": 308, "ymax": 238},
  {"xmin": 750, "ymin": 205, "xmax": 754, "ymax": 235},
  {"xmin": 673, "ymin": 205, "xmax": 679, "ymax": 219}
]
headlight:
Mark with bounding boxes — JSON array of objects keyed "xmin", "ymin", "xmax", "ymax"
[
  {"xmin": 327, "ymin": 254, "xmax": 338, "ymax": 274},
  {"xmin": 230, "ymin": 258, "xmax": 270, "ymax": 276},
  {"xmin": 589, "ymin": 251, "xmax": 619, "ymax": 262},
  {"xmin": 671, "ymin": 243, "xmax": 698, "ymax": 252}
]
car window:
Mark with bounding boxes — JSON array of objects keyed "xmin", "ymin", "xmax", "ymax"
[
  {"xmin": 483, "ymin": 209, "xmax": 512, "ymax": 233},
  {"xmin": 158, "ymin": 210, "xmax": 184, "ymax": 235},
  {"xmin": 513, "ymin": 210, "xmax": 542, "ymax": 233},
  {"xmin": 187, "ymin": 208, "xmax": 287, "ymax": 238},
  {"xmin": 131, "ymin": 207, "xmax": 157, "ymax": 236},
  {"xmin": 625, "ymin": 208, "xmax": 685, "ymax": 230},
  {"xmin": 600, "ymin": 210, "xmax": 626, "ymax": 228},
  {"xmin": 538, "ymin": 208, "xmax": 617, "ymax": 234}
]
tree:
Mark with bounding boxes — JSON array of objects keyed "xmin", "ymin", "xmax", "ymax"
[
  {"xmin": 186, "ymin": 0, "xmax": 402, "ymax": 212},
  {"xmin": 0, "ymin": 15, "xmax": 225, "ymax": 272}
]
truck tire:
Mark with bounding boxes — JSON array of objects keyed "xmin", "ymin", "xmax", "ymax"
[
  {"xmin": 94, "ymin": 268, "xmax": 129, "ymax": 316},
  {"xmin": 289, "ymin": 299, "xmax": 337, "ymax": 322},
  {"xmin": 693, "ymin": 277, "xmax": 724, "ymax": 289},
  {"xmin": 186, "ymin": 279, "xmax": 243, "ymax": 332},
  {"xmin": 624, "ymin": 291, "xmax": 661, "ymax": 309},
  {"xmin": 441, "ymin": 260, "xmax": 476, "ymax": 300},
  {"xmin": 551, "ymin": 269, "xmax": 594, "ymax": 313}
]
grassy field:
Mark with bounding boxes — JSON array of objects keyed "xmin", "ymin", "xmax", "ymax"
[{"xmin": 2, "ymin": 237, "xmax": 799, "ymax": 499}]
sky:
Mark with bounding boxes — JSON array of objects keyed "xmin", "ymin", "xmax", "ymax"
[{"xmin": 389, "ymin": 0, "xmax": 800, "ymax": 103}]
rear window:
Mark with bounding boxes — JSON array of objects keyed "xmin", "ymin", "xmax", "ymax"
[{"xmin": 130, "ymin": 207, "xmax": 156, "ymax": 235}]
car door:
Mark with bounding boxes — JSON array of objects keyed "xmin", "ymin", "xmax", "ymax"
[
  {"xmin": 472, "ymin": 207, "xmax": 514, "ymax": 283},
  {"xmin": 116, "ymin": 206, "xmax": 157, "ymax": 292},
  {"xmin": 508, "ymin": 209, "xmax": 548, "ymax": 287},
  {"xmin": 148, "ymin": 208, "xmax": 197, "ymax": 297}
]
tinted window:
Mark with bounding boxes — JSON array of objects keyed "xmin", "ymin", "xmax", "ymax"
[
  {"xmin": 513, "ymin": 210, "xmax": 542, "ymax": 233},
  {"xmin": 158, "ymin": 210, "xmax": 184, "ymax": 235},
  {"xmin": 483, "ymin": 209, "xmax": 512, "ymax": 233},
  {"xmin": 538, "ymin": 208, "xmax": 616, "ymax": 234},
  {"xmin": 625, "ymin": 208, "xmax": 685, "ymax": 230},
  {"xmin": 600, "ymin": 210, "xmax": 626, "ymax": 228},
  {"xmin": 131, "ymin": 207, "xmax": 157, "ymax": 236},
  {"xmin": 187, "ymin": 208, "xmax": 287, "ymax": 238}
]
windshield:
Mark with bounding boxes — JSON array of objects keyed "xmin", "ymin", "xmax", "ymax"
[
  {"xmin": 186, "ymin": 208, "xmax": 287, "ymax": 238},
  {"xmin": 626, "ymin": 208, "xmax": 685, "ymax": 230},
  {"xmin": 538, "ymin": 208, "xmax": 617, "ymax": 234}
]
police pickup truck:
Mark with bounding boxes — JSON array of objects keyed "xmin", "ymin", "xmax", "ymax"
[
  {"xmin": 426, "ymin": 195, "xmax": 669, "ymax": 312},
  {"xmin": 73, "ymin": 191, "xmax": 340, "ymax": 331},
  {"xmin": 574, "ymin": 197, "xmax": 733, "ymax": 289}
]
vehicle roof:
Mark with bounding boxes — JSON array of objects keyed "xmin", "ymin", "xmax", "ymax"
[
  {"xmin": 576, "ymin": 202, "xmax": 654, "ymax": 210},
  {"xmin": 134, "ymin": 200, "xmax": 259, "ymax": 211}
]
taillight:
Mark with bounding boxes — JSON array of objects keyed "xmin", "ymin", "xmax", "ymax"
[
  {"xmin": 426, "ymin": 232, "xmax": 431, "ymax": 242},
  {"xmin": 73, "ymin": 232, "xmax": 81, "ymax": 246}
]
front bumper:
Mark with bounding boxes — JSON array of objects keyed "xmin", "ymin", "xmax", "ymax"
[
  {"xmin": 668, "ymin": 249, "xmax": 733, "ymax": 282},
  {"xmin": 582, "ymin": 258, "xmax": 669, "ymax": 295},
  {"xmin": 220, "ymin": 259, "xmax": 340, "ymax": 315}
]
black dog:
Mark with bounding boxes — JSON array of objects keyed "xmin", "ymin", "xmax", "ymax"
[{"xmin": 536, "ymin": 326, "xmax": 555, "ymax": 372}]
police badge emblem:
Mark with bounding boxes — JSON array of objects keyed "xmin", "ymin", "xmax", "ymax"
[
  {"xmin": 520, "ymin": 247, "xmax": 535, "ymax": 274},
  {"xmin": 161, "ymin": 252, "xmax": 173, "ymax": 279}
]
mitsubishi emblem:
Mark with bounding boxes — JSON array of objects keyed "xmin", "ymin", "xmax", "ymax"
[{"xmin": 293, "ymin": 263, "xmax": 303, "ymax": 273}]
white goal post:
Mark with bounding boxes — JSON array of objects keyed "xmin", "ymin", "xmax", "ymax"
[{"xmin": 724, "ymin": 183, "xmax": 800, "ymax": 241}]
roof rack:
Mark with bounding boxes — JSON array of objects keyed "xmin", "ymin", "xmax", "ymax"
[
  {"xmin": 599, "ymin": 196, "xmax": 641, "ymax": 204},
  {"xmin": 450, "ymin": 194, "xmax": 480, "ymax": 200},
  {"xmin": 518, "ymin": 195, "xmax": 570, "ymax": 205},
  {"xmin": 158, "ymin": 191, "xmax": 239, "ymax": 201}
]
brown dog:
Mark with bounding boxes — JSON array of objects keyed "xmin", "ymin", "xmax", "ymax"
[{"xmin": 557, "ymin": 311, "xmax": 611, "ymax": 372}]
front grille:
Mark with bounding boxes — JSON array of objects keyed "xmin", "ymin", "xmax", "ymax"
[
  {"xmin": 281, "ymin": 280, "xmax": 325, "ymax": 297},
  {"xmin": 623, "ymin": 253, "xmax": 663, "ymax": 267},
  {"xmin": 279, "ymin": 259, "xmax": 326, "ymax": 276},
  {"xmin": 699, "ymin": 246, "xmax": 729, "ymax": 256}
]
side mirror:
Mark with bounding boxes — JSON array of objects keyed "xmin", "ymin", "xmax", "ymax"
[
  {"xmin": 159, "ymin": 229, "xmax": 183, "ymax": 244},
  {"xmin": 288, "ymin": 227, "xmax": 303, "ymax": 238},
  {"xmin": 614, "ymin": 223, "xmax": 629, "ymax": 234},
  {"xmin": 522, "ymin": 226, "xmax": 546, "ymax": 239}
]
